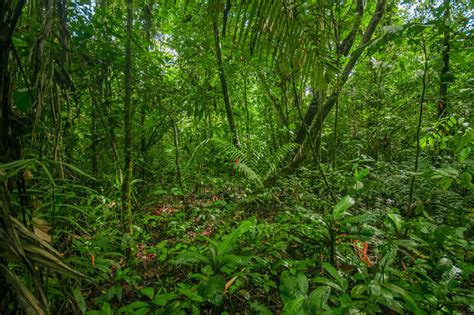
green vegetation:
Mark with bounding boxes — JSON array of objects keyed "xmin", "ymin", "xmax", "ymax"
[{"xmin": 0, "ymin": 0, "xmax": 472, "ymax": 314}]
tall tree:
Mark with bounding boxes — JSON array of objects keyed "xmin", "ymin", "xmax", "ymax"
[
  {"xmin": 122, "ymin": 0, "xmax": 134, "ymax": 235},
  {"xmin": 213, "ymin": 16, "xmax": 241, "ymax": 148},
  {"xmin": 0, "ymin": 1, "xmax": 26, "ymax": 162},
  {"xmin": 292, "ymin": 0, "xmax": 386, "ymax": 167},
  {"xmin": 438, "ymin": 0, "xmax": 450, "ymax": 119}
]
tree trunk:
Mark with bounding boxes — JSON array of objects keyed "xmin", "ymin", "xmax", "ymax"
[
  {"xmin": 438, "ymin": 0, "xmax": 450, "ymax": 119},
  {"xmin": 243, "ymin": 76, "xmax": 250, "ymax": 141},
  {"xmin": 306, "ymin": 0, "xmax": 386, "ymax": 154},
  {"xmin": 408, "ymin": 34, "xmax": 428, "ymax": 217},
  {"xmin": 0, "ymin": 0, "xmax": 26, "ymax": 162},
  {"xmin": 213, "ymin": 20, "xmax": 241, "ymax": 148},
  {"xmin": 121, "ymin": 0, "xmax": 134, "ymax": 235},
  {"xmin": 275, "ymin": 0, "xmax": 386, "ymax": 176}
]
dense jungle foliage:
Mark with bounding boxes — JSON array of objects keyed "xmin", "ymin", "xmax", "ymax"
[{"xmin": 0, "ymin": 0, "xmax": 473, "ymax": 314}]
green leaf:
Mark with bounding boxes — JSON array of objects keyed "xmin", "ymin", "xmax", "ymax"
[
  {"xmin": 198, "ymin": 275, "xmax": 225, "ymax": 305},
  {"xmin": 387, "ymin": 212, "xmax": 403, "ymax": 232},
  {"xmin": 382, "ymin": 283, "xmax": 421, "ymax": 314},
  {"xmin": 125, "ymin": 301, "xmax": 149, "ymax": 309},
  {"xmin": 340, "ymin": 213, "xmax": 372, "ymax": 225},
  {"xmin": 351, "ymin": 284, "xmax": 367, "ymax": 298},
  {"xmin": 100, "ymin": 302, "xmax": 112, "ymax": 315},
  {"xmin": 296, "ymin": 273, "xmax": 308, "ymax": 295},
  {"xmin": 250, "ymin": 302, "xmax": 273, "ymax": 315},
  {"xmin": 282, "ymin": 296, "xmax": 305, "ymax": 315},
  {"xmin": 153, "ymin": 292, "xmax": 178, "ymax": 306},
  {"xmin": 322, "ymin": 263, "xmax": 342, "ymax": 287},
  {"xmin": 308, "ymin": 286, "xmax": 331, "ymax": 311},
  {"xmin": 313, "ymin": 277, "xmax": 342, "ymax": 291},
  {"xmin": 174, "ymin": 252, "xmax": 211, "ymax": 265},
  {"xmin": 13, "ymin": 88, "xmax": 34, "ymax": 113},
  {"xmin": 333, "ymin": 196, "xmax": 355, "ymax": 219},
  {"xmin": 12, "ymin": 36, "xmax": 28, "ymax": 47},
  {"xmin": 73, "ymin": 288, "xmax": 87, "ymax": 314},
  {"xmin": 140, "ymin": 287, "xmax": 154, "ymax": 300},
  {"xmin": 217, "ymin": 220, "xmax": 253, "ymax": 255},
  {"xmin": 355, "ymin": 168, "xmax": 370, "ymax": 180}
]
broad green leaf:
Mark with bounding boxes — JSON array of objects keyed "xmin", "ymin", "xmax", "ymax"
[
  {"xmin": 140, "ymin": 287, "xmax": 154, "ymax": 300},
  {"xmin": 174, "ymin": 252, "xmax": 211, "ymax": 265},
  {"xmin": 282, "ymin": 296, "xmax": 305, "ymax": 315},
  {"xmin": 314, "ymin": 277, "xmax": 342, "ymax": 291},
  {"xmin": 100, "ymin": 302, "xmax": 112, "ymax": 315},
  {"xmin": 12, "ymin": 36, "xmax": 28, "ymax": 47},
  {"xmin": 125, "ymin": 301, "xmax": 149, "ymax": 309},
  {"xmin": 382, "ymin": 283, "xmax": 421, "ymax": 314},
  {"xmin": 217, "ymin": 220, "xmax": 253, "ymax": 255},
  {"xmin": 296, "ymin": 273, "xmax": 308, "ymax": 295},
  {"xmin": 387, "ymin": 212, "xmax": 403, "ymax": 232},
  {"xmin": 13, "ymin": 88, "xmax": 34, "ymax": 113},
  {"xmin": 198, "ymin": 275, "xmax": 225, "ymax": 306},
  {"xmin": 308, "ymin": 286, "xmax": 331, "ymax": 311},
  {"xmin": 340, "ymin": 213, "xmax": 372, "ymax": 225},
  {"xmin": 351, "ymin": 284, "xmax": 367, "ymax": 298},
  {"xmin": 250, "ymin": 302, "xmax": 273, "ymax": 315},
  {"xmin": 153, "ymin": 292, "xmax": 178, "ymax": 306},
  {"xmin": 323, "ymin": 263, "xmax": 342, "ymax": 287},
  {"xmin": 333, "ymin": 196, "xmax": 355, "ymax": 219},
  {"xmin": 73, "ymin": 288, "xmax": 87, "ymax": 314}
]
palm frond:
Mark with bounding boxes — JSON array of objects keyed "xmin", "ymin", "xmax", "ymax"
[
  {"xmin": 0, "ymin": 181, "xmax": 85, "ymax": 314},
  {"xmin": 0, "ymin": 265, "xmax": 46, "ymax": 315}
]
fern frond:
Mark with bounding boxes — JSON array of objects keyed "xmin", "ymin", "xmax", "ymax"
[
  {"xmin": 235, "ymin": 161, "xmax": 263, "ymax": 187},
  {"xmin": 208, "ymin": 138, "xmax": 246, "ymax": 162},
  {"xmin": 264, "ymin": 143, "xmax": 300, "ymax": 179}
]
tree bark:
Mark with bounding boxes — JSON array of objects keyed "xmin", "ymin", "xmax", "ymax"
[
  {"xmin": 0, "ymin": 0, "xmax": 26, "ymax": 162},
  {"xmin": 280, "ymin": 0, "xmax": 386, "ymax": 173},
  {"xmin": 312, "ymin": 0, "xmax": 386, "ymax": 140},
  {"xmin": 408, "ymin": 34, "xmax": 428, "ymax": 217},
  {"xmin": 213, "ymin": 20, "xmax": 241, "ymax": 148},
  {"xmin": 438, "ymin": 0, "xmax": 450, "ymax": 119},
  {"xmin": 338, "ymin": 0, "xmax": 364, "ymax": 56},
  {"xmin": 121, "ymin": 0, "xmax": 134, "ymax": 235}
]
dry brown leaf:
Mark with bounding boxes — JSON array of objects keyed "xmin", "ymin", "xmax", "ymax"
[
  {"xmin": 225, "ymin": 276, "xmax": 238, "ymax": 293},
  {"xmin": 33, "ymin": 226, "xmax": 51, "ymax": 243}
]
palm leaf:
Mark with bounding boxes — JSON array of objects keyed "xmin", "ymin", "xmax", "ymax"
[{"xmin": 0, "ymin": 265, "xmax": 46, "ymax": 315}]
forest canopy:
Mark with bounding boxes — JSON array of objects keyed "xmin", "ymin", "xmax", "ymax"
[{"xmin": 0, "ymin": 0, "xmax": 473, "ymax": 314}]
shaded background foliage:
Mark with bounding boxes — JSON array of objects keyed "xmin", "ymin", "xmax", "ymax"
[{"xmin": 0, "ymin": 0, "xmax": 472, "ymax": 314}]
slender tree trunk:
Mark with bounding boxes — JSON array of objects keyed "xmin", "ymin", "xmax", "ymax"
[
  {"xmin": 438, "ymin": 0, "xmax": 450, "ymax": 119},
  {"xmin": 300, "ymin": 0, "xmax": 385, "ymax": 157},
  {"xmin": 0, "ymin": 0, "xmax": 26, "ymax": 162},
  {"xmin": 268, "ymin": 0, "xmax": 386, "ymax": 179},
  {"xmin": 90, "ymin": 95, "xmax": 99, "ymax": 179},
  {"xmin": 332, "ymin": 2, "xmax": 342, "ymax": 167},
  {"xmin": 213, "ymin": 20, "xmax": 241, "ymax": 148},
  {"xmin": 258, "ymin": 70, "xmax": 287, "ymax": 127},
  {"xmin": 121, "ymin": 0, "xmax": 134, "ymax": 235},
  {"xmin": 332, "ymin": 99, "xmax": 338, "ymax": 166},
  {"xmin": 243, "ymin": 76, "xmax": 250, "ymax": 141},
  {"xmin": 172, "ymin": 119, "xmax": 186, "ymax": 209},
  {"xmin": 293, "ymin": 0, "xmax": 365, "ymax": 147},
  {"xmin": 408, "ymin": 35, "xmax": 428, "ymax": 217},
  {"xmin": 104, "ymin": 71, "xmax": 117, "ymax": 156},
  {"xmin": 140, "ymin": 99, "xmax": 146, "ymax": 180},
  {"xmin": 294, "ymin": 96, "xmax": 319, "ymax": 144},
  {"xmin": 140, "ymin": 4, "xmax": 152, "ymax": 182}
]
